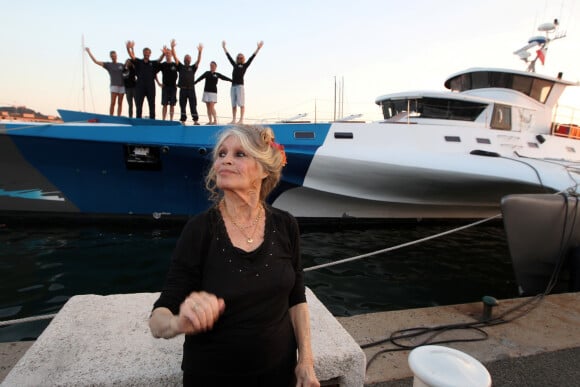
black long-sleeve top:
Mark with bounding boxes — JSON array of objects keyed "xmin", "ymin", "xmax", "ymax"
[
  {"xmin": 226, "ymin": 52, "xmax": 256, "ymax": 85},
  {"xmin": 195, "ymin": 71, "xmax": 232, "ymax": 93},
  {"xmin": 153, "ymin": 205, "xmax": 306, "ymax": 376}
]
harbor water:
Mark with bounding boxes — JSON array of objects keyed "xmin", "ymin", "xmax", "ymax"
[{"xmin": 0, "ymin": 219, "xmax": 518, "ymax": 342}]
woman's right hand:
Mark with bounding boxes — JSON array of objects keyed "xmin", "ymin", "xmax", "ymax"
[{"xmin": 177, "ymin": 291, "xmax": 225, "ymax": 334}]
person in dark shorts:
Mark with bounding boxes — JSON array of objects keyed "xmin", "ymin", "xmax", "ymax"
[
  {"xmin": 126, "ymin": 41, "xmax": 163, "ymax": 119},
  {"xmin": 195, "ymin": 61, "xmax": 232, "ymax": 125},
  {"xmin": 85, "ymin": 47, "xmax": 125, "ymax": 116},
  {"xmin": 222, "ymin": 40, "xmax": 263, "ymax": 124},
  {"xmin": 171, "ymin": 39, "xmax": 203, "ymax": 125},
  {"xmin": 122, "ymin": 59, "xmax": 136, "ymax": 118},
  {"xmin": 149, "ymin": 125, "xmax": 320, "ymax": 387},
  {"xmin": 156, "ymin": 45, "xmax": 179, "ymax": 121}
]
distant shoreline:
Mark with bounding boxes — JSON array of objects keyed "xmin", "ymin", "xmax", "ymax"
[{"xmin": 0, "ymin": 106, "xmax": 61, "ymax": 123}]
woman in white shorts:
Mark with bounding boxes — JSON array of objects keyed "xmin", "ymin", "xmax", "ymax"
[{"xmin": 195, "ymin": 61, "xmax": 232, "ymax": 124}]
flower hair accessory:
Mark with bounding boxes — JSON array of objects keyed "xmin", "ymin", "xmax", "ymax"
[{"xmin": 270, "ymin": 141, "xmax": 287, "ymax": 166}]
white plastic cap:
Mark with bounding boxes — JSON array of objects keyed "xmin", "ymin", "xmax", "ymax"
[{"xmin": 408, "ymin": 345, "xmax": 492, "ymax": 387}]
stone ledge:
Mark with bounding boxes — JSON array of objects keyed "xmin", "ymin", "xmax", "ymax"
[{"xmin": 2, "ymin": 288, "xmax": 365, "ymax": 387}]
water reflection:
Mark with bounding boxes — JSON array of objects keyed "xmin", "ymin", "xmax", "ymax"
[{"xmin": 0, "ymin": 221, "xmax": 518, "ymax": 341}]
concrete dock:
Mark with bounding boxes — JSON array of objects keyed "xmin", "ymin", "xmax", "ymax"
[
  {"xmin": 338, "ymin": 291, "xmax": 580, "ymax": 386},
  {"xmin": 2, "ymin": 291, "xmax": 580, "ymax": 386}
]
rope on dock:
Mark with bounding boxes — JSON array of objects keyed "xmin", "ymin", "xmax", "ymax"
[
  {"xmin": 0, "ymin": 313, "xmax": 57, "ymax": 327},
  {"xmin": 304, "ymin": 214, "xmax": 502, "ymax": 272}
]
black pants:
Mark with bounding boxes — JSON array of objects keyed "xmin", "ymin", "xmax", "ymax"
[
  {"xmin": 183, "ymin": 357, "xmax": 296, "ymax": 387},
  {"xmin": 179, "ymin": 88, "xmax": 198, "ymax": 122},
  {"xmin": 125, "ymin": 87, "xmax": 135, "ymax": 118},
  {"xmin": 135, "ymin": 84, "xmax": 156, "ymax": 119}
]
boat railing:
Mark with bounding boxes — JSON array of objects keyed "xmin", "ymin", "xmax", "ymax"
[{"xmin": 552, "ymin": 104, "xmax": 580, "ymax": 139}]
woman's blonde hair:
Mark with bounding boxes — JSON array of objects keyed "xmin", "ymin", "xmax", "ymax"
[{"xmin": 205, "ymin": 125, "xmax": 285, "ymax": 203}]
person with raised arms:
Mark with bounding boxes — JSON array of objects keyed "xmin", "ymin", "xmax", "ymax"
[
  {"xmin": 85, "ymin": 47, "xmax": 125, "ymax": 116},
  {"xmin": 222, "ymin": 40, "xmax": 264, "ymax": 124}
]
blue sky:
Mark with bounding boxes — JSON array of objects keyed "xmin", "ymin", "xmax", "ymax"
[{"xmin": 1, "ymin": 0, "xmax": 578, "ymax": 122}]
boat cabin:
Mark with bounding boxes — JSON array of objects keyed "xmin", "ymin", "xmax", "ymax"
[
  {"xmin": 375, "ymin": 68, "xmax": 577, "ymax": 135},
  {"xmin": 444, "ymin": 69, "xmax": 557, "ymax": 104}
]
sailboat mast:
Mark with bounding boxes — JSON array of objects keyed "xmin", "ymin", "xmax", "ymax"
[
  {"xmin": 81, "ymin": 34, "xmax": 86, "ymax": 112},
  {"xmin": 341, "ymin": 76, "xmax": 344, "ymax": 119},
  {"xmin": 333, "ymin": 76, "xmax": 337, "ymax": 121}
]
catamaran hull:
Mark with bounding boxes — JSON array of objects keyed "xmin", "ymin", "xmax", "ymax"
[{"xmin": 1, "ymin": 117, "xmax": 578, "ymax": 221}]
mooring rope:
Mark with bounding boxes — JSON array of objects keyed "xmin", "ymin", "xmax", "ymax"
[
  {"xmin": 304, "ymin": 214, "xmax": 502, "ymax": 272},
  {"xmin": 0, "ymin": 313, "xmax": 57, "ymax": 327}
]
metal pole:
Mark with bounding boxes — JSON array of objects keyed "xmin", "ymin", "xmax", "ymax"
[
  {"xmin": 341, "ymin": 76, "xmax": 344, "ymax": 119},
  {"xmin": 333, "ymin": 76, "xmax": 336, "ymax": 121},
  {"xmin": 315, "ymin": 98, "xmax": 317, "ymax": 123},
  {"xmin": 81, "ymin": 34, "xmax": 86, "ymax": 112}
]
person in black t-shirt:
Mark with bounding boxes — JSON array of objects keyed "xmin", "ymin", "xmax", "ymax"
[
  {"xmin": 195, "ymin": 61, "xmax": 232, "ymax": 125},
  {"xmin": 150, "ymin": 126, "xmax": 319, "ymax": 387},
  {"xmin": 126, "ymin": 40, "xmax": 163, "ymax": 119},
  {"xmin": 222, "ymin": 40, "xmax": 263, "ymax": 124},
  {"xmin": 171, "ymin": 39, "xmax": 203, "ymax": 125},
  {"xmin": 156, "ymin": 45, "xmax": 179, "ymax": 121}
]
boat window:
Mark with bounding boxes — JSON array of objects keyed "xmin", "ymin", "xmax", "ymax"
[
  {"xmin": 529, "ymin": 79, "xmax": 553, "ymax": 103},
  {"xmin": 512, "ymin": 76, "xmax": 533, "ymax": 95},
  {"xmin": 446, "ymin": 71, "xmax": 555, "ymax": 103},
  {"xmin": 379, "ymin": 97, "xmax": 486, "ymax": 121},
  {"xmin": 490, "ymin": 104, "xmax": 512, "ymax": 130},
  {"xmin": 294, "ymin": 131, "xmax": 315, "ymax": 139},
  {"xmin": 448, "ymin": 74, "xmax": 470, "ymax": 91}
]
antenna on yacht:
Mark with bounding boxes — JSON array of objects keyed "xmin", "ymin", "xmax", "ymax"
[
  {"xmin": 513, "ymin": 19, "xmax": 566, "ymax": 72},
  {"xmin": 333, "ymin": 76, "xmax": 345, "ymax": 121}
]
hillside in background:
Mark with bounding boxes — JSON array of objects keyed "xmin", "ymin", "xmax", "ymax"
[{"xmin": 0, "ymin": 106, "xmax": 61, "ymax": 123}]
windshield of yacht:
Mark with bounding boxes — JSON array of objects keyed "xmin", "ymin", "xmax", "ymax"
[
  {"xmin": 378, "ymin": 97, "xmax": 488, "ymax": 121},
  {"xmin": 446, "ymin": 71, "xmax": 554, "ymax": 103}
]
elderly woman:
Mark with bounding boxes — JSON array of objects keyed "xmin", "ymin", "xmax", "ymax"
[{"xmin": 149, "ymin": 125, "xmax": 320, "ymax": 387}]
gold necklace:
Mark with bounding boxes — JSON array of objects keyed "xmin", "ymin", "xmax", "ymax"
[{"xmin": 222, "ymin": 201, "xmax": 263, "ymax": 244}]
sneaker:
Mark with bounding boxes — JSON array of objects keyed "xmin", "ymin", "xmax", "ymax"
[{"xmin": 194, "ymin": 121, "xmax": 200, "ymax": 126}]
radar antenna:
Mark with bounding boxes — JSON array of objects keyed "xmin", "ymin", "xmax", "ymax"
[{"xmin": 513, "ymin": 19, "xmax": 566, "ymax": 72}]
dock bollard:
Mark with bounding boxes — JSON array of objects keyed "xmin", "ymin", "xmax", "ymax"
[
  {"xmin": 408, "ymin": 345, "xmax": 491, "ymax": 387},
  {"xmin": 481, "ymin": 296, "xmax": 499, "ymax": 321}
]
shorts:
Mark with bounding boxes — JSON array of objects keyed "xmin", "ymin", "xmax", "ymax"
[
  {"xmin": 202, "ymin": 92, "xmax": 218, "ymax": 103},
  {"xmin": 162, "ymin": 86, "xmax": 177, "ymax": 106},
  {"xmin": 230, "ymin": 85, "xmax": 245, "ymax": 107},
  {"xmin": 110, "ymin": 85, "xmax": 125, "ymax": 94}
]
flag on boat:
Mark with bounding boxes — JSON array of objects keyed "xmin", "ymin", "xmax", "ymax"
[{"xmin": 536, "ymin": 47, "xmax": 547, "ymax": 65}]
